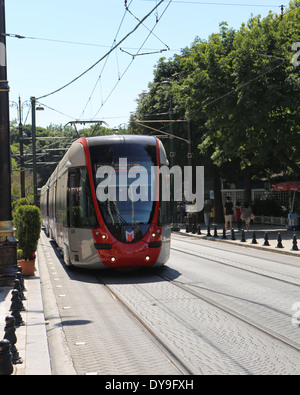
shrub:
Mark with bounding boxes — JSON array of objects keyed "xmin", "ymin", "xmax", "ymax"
[
  {"xmin": 13, "ymin": 205, "xmax": 42, "ymax": 260},
  {"xmin": 12, "ymin": 198, "xmax": 30, "ymax": 212}
]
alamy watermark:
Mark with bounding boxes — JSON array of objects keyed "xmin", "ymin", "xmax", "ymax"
[
  {"xmin": 95, "ymin": 158, "xmax": 204, "ymax": 212},
  {"xmin": 292, "ymin": 42, "xmax": 300, "ymax": 66},
  {"xmin": 291, "ymin": 302, "xmax": 300, "ymax": 327}
]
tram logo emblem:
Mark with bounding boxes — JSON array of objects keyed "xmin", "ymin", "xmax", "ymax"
[{"xmin": 126, "ymin": 230, "xmax": 135, "ymax": 242}]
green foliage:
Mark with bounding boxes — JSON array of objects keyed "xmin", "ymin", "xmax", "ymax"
[
  {"xmin": 130, "ymin": 1, "xmax": 300, "ymax": 183},
  {"xmin": 252, "ymin": 198, "xmax": 286, "ymax": 217},
  {"xmin": 13, "ymin": 205, "xmax": 42, "ymax": 260},
  {"xmin": 12, "ymin": 197, "xmax": 30, "ymax": 211},
  {"xmin": 10, "ymin": 121, "xmax": 128, "ymax": 201}
]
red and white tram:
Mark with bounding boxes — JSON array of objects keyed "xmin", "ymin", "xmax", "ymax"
[{"xmin": 40, "ymin": 135, "xmax": 171, "ymax": 269}]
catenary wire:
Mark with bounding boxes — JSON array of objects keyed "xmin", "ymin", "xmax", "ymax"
[
  {"xmin": 79, "ymin": 0, "xmax": 135, "ymax": 120},
  {"xmin": 91, "ymin": 0, "xmax": 173, "ymax": 121},
  {"xmin": 36, "ymin": 0, "xmax": 167, "ymax": 101}
]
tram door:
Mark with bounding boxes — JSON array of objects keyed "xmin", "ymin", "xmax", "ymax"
[
  {"xmin": 67, "ymin": 167, "xmax": 98, "ymax": 263},
  {"xmin": 68, "ymin": 169, "xmax": 81, "ymax": 259}
]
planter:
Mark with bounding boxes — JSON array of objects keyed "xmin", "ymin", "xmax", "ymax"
[{"xmin": 17, "ymin": 259, "xmax": 35, "ymax": 276}]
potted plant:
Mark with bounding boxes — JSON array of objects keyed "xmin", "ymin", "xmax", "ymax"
[{"xmin": 13, "ymin": 205, "xmax": 42, "ymax": 276}]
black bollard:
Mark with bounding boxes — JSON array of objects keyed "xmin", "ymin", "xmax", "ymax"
[
  {"xmin": 263, "ymin": 232, "xmax": 270, "ymax": 246},
  {"xmin": 222, "ymin": 227, "xmax": 227, "ymax": 239},
  {"xmin": 0, "ymin": 339, "xmax": 13, "ymax": 375},
  {"xmin": 231, "ymin": 229, "xmax": 236, "ymax": 241},
  {"xmin": 197, "ymin": 224, "xmax": 202, "ymax": 235},
  {"xmin": 192, "ymin": 223, "xmax": 196, "ymax": 234},
  {"xmin": 276, "ymin": 233, "xmax": 284, "ymax": 249},
  {"xmin": 291, "ymin": 234, "xmax": 299, "ymax": 251},
  {"xmin": 206, "ymin": 226, "xmax": 211, "ymax": 237},
  {"xmin": 241, "ymin": 229, "xmax": 246, "ymax": 242},
  {"xmin": 3, "ymin": 316, "xmax": 22, "ymax": 365},
  {"xmin": 185, "ymin": 223, "xmax": 190, "ymax": 233},
  {"xmin": 14, "ymin": 278, "xmax": 26, "ymax": 301},
  {"xmin": 17, "ymin": 266, "xmax": 26, "ymax": 291},
  {"xmin": 213, "ymin": 226, "xmax": 218, "ymax": 238},
  {"xmin": 16, "ymin": 271, "xmax": 25, "ymax": 294},
  {"xmin": 9, "ymin": 290, "xmax": 25, "ymax": 327},
  {"xmin": 251, "ymin": 232, "xmax": 258, "ymax": 244}
]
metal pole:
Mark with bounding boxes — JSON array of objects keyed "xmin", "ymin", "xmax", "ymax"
[
  {"xmin": 187, "ymin": 120, "xmax": 192, "ymax": 168},
  {"xmin": 168, "ymin": 96, "xmax": 180, "ymax": 232},
  {"xmin": 18, "ymin": 96, "xmax": 25, "ymax": 198},
  {"xmin": 0, "ymin": 0, "xmax": 17, "ymax": 286},
  {"xmin": 31, "ymin": 96, "xmax": 38, "ymax": 206}
]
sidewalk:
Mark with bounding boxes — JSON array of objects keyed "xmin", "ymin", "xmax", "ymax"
[
  {"xmin": 179, "ymin": 223, "xmax": 300, "ymax": 256},
  {"xmin": 0, "ymin": 254, "xmax": 51, "ymax": 375}
]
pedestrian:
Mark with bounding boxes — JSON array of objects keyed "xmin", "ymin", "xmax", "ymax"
[
  {"xmin": 203, "ymin": 199, "xmax": 212, "ymax": 227},
  {"xmin": 177, "ymin": 202, "xmax": 185, "ymax": 224},
  {"xmin": 224, "ymin": 196, "xmax": 233, "ymax": 231},
  {"xmin": 241, "ymin": 202, "xmax": 253, "ymax": 231},
  {"xmin": 235, "ymin": 202, "xmax": 242, "ymax": 231}
]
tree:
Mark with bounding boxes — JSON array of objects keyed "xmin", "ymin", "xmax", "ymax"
[
  {"xmin": 130, "ymin": 1, "xmax": 300, "ymax": 221},
  {"xmin": 10, "ymin": 121, "xmax": 123, "ymax": 201}
]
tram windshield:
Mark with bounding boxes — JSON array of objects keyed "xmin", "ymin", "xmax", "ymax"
[{"xmin": 89, "ymin": 139, "xmax": 158, "ymax": 243}]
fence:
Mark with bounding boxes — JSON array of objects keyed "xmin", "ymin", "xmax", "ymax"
[
  {"xmin": 254, "ymin": 215, "xmax": 286, "ymax": 226},
  {"xmin": 221, "ymin": 188, "xmax": 293, "ymax": 210}
]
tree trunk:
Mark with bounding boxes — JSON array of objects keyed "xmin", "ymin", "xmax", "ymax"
[
  {"xmin": 213, "ymin": 165, "xmax": 224, "ymax": 223},
  {"xmin": 243, "ymin": 167, "xmax": 252, "ymax": 204}
]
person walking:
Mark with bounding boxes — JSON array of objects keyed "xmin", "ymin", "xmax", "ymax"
[
  {"xmin": 241, "ymin": 202, "xmax": 253, "ymax": 231},
  {"xmin": 235, "ymin": 202, "xmax": 242, "ymax": 231},
  {"xmin": 203, "ymin": 199, "xmax": 212, "ymax": 227},
  {"xmin": 224, "ymin": 196, "xmax": 233, "ymax": 231}
]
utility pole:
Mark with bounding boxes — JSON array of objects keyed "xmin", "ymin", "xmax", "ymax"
[
  {"xmin": 0, "ymin": 0, "xmax": 17, "ymax": 286},
  {"xmin": 18, "ymin": 96, "xmax": 25, "ymax": 198},
  {"xmin": 31, "ymin": 96, "xmax": 38, "ymax": 206}
]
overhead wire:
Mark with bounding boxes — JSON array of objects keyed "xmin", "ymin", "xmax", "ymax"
[
  {"xmin": 10, "ymin": 0, "xmax": 298, "ymax": 125},
  {"xmin": 142, "ymin": 0, "xmax": 283, "ymax": 7},
  {"xmin": 36, "ymin": 0, "xmax": 167, "ymax": 101},
  {"xmin": 91, "ymin": 0, "xmax": 173, "ymax": 121},
  {"xmin": 79, "ymin": 0, "xmax": 134, "ymax": 120},
  {"xmin": 4, "ymin": 32, "xmax": 172, "ymax": 52},
  {"xmin": 79, "ymin": 0, "xmax": 171, "ymax": 121}
]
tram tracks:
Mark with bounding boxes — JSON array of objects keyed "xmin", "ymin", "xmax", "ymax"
[
  {"xmin": 168, "ymin": 240, "xmax": 300, "ymax": 353},
  {"xmin": 96, "ymin": 275, "xmax": 195, "ymax": 376},
  {"xmin": 156, "ymin": 271, "xmax": 300, "ymax": 354},
  {"xmin": 97, "ymin": 263, "xmax": 300, "ymax": 376}
]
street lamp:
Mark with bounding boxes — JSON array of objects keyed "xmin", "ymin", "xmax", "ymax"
[
  {"xmin": 10, "ymin": 96, "xmax": 30, "ymax": 198},
  {"xmin": 0, "ymin": 0, "xmax": 18, "ymax": 286}
]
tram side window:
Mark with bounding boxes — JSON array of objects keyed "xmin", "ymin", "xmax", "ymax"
[
  {"xmin": 68, "ymin": 167, "xmax": 98, "ymax": 228},
  {"xmin": 158, "ymin": 174, "xmax": 171, "ymax": 225}
]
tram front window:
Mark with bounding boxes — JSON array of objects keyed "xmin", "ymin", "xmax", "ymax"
[{"xmin": 89, "ymin": 140, "xmax": 157, "ymax": 243}]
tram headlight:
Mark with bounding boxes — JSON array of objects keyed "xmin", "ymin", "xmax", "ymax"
[
  {"xmin": 110, "ymin": 257, "xmax": 116, "ymax": 263},
  {"xmin": 145, "ymin": 256, "xmax": 150, "ymax": 262}
]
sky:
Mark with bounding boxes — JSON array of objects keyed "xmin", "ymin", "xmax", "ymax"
[{"xmin": 5, "ymin": 0, "xmax": 284, "ymax": 129}]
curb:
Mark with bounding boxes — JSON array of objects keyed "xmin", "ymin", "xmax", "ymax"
[{"xmin": 176, "ymin": 228, "xmax": 300, "ymax": 258}]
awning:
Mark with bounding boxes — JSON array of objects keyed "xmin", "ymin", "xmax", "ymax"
[{"xmin": 272, "ymin": 182, "xmax": 300, "ymax": 192}]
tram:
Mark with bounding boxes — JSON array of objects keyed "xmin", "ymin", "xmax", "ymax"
[{"xmin": 40, "ymin": 135, "xmax": 171, "ymax": 269}]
